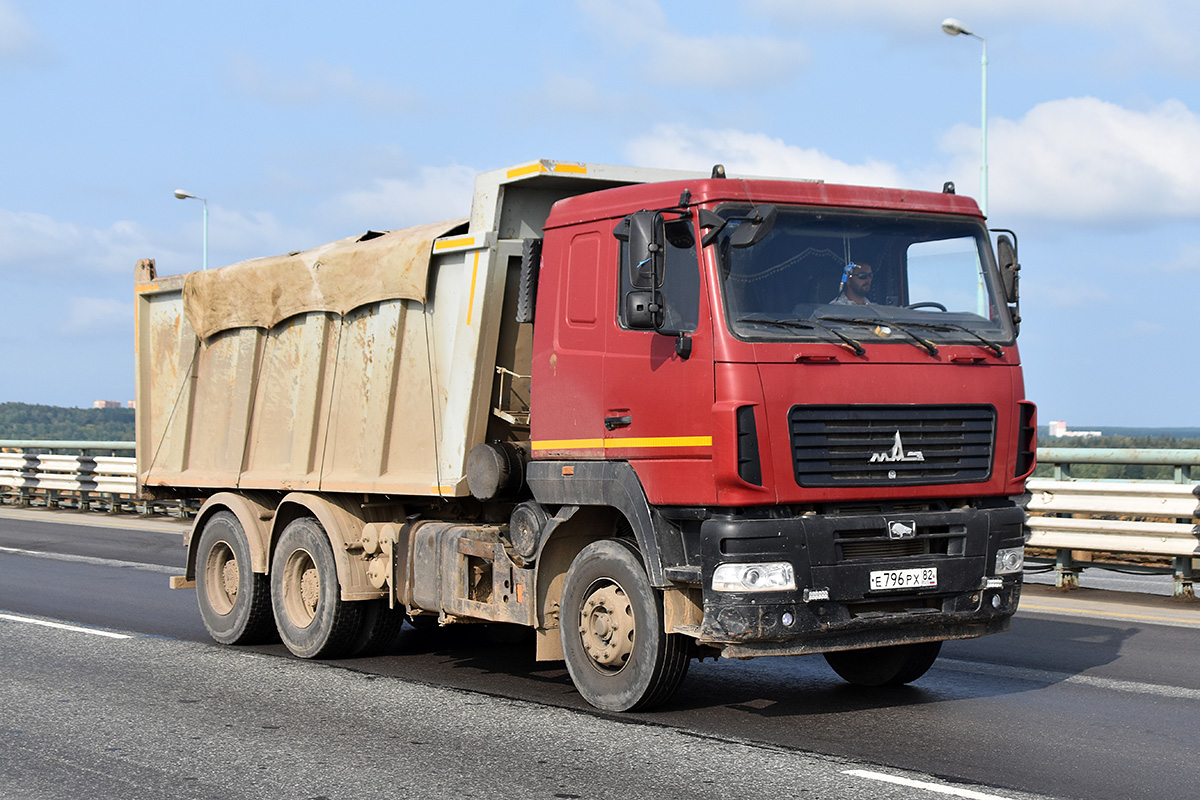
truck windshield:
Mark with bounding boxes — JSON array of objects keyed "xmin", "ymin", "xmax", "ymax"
[{"xmin": 715, "ymin": 205, "xmax": 1014, "ymax": 346}]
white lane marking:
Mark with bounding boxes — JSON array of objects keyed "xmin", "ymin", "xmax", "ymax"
[
  {"xmin": 1018, "ymin": 601, "xmax": 1200, "ymax": 631},
  {"xmin": 0, "ymin": 613, "xmax": 132, "ymax": 639},
  {"xmin": 938, "ymin": 657, "xmax": 1200, "ymax": 702},
  {"xmin": 0, "ymin": 545, "xmax": 177, "ymax": 574},
  {"xmin": 843, "ymin": 769, "xmax": 1015, "ymax": 799}
]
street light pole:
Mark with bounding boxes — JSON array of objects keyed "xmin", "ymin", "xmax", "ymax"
[
  {"xmin": 173, "ymin": 189, "xmax": 209, "ymax": 270},
  {"xmin": 941, "ymin": 18, "xmax": 988, "ymax": 216}
]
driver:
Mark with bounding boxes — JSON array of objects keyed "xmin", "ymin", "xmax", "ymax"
[{"xmin": 831, "ymin": 262, "xmax": 873, "ymax": 305}]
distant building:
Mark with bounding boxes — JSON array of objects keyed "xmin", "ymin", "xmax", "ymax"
[
  {"xmin": 93, "ymin": 400, "xmax": 121, "ymax": 409},
  {"xmin": 1046, "ymin": 420, "xmax": 1102, "ymax": 438},
  {"xmin": 126, "ymin": 400, "xmax": 136, "ymax": 409}
]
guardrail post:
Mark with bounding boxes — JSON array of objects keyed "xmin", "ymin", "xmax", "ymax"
[
  {"xmin": 1173, "ymin": 557, "xmax": 1195, "ymax": 600},
  {"xmin": 1055, "ymin": 549, "xmax": 1080, "ymax": 590}
]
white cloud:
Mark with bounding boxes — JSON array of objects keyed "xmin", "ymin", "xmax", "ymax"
[
  {"xmin": 577, "ymin": 0, "xmax": 807, "ymax": 87},
  {"xmin": 61, "ymin": 297, "xmax": 129, "ymax": 337},
  {"xmin": 626, "ymin": 94, "xmax": 1200, "ymax": 226},
  {"xmin": 0, "ymin": 204, "xmax": 304, "ymax": 281},
  {"xmin": 748, "ymin": 0, "xmax": 1200, "ymax": 69},
  {"xmin": 228, "ymin": 54, "xmax": 418, "ymax": 114},
  {"xmin": 0, "ymin": 209, "xmax": 160, "ymax": 276},
  {"xmin": 625, "ymin": 124, "xmax": 913, "ymax": 188},
  {"xmin": 0, "ymin": 0, "xmax": 38, "ymax": 60},
  {"xmin": 1037, "ymin": 281, "xmax": 1111, "ymax": 309},
  {"xmin": 535, "ymin": 73, "xmax": 619, "ymax": 116},
  {"xmin": 945, "ymin": 97, "xmax": 1200, "ymax": 224},
  {"xmin": 1132, "ymin": 320, "xmax": 1167, "ymax": 336},
  {"xmin": 332, "ymin": 165, "xmax": 478, "ymax": 230},
  {"xmin": 206, "ymin": 207, "xmax": 303, "ymax": 263},
  {"xmin": 1162, "ymin": 242, "xmax": 1200, "ymax": 273}
]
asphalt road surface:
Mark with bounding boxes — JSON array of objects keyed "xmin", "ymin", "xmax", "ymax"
[{"xmin": 2, "ymin": 508, "xmax": 1198, "ymax": 800}]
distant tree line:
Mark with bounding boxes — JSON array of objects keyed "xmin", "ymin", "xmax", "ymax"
[
  {"xmin": 0, "ymin": 402, "xmax": 135, "ymax": 442},
  {"xmin": 1037, "ymin": 434, "xmax": 1200, "ymax": 480}
]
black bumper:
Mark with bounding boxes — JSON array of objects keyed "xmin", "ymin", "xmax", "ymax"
[{"xmin": 695, "ymin": 503, "xmax": 1025, "ymax": 657}]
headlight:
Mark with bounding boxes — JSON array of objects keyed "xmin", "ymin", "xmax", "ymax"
[
  {"xmin": 712, "ymin": 562, "xmax": 796, "ymax": 593},
  {"xmin": 995, "ymin": 546, "xmax": 1024, "ymax": 575}
]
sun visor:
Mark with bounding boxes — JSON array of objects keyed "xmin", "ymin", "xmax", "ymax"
[{"xmin": 183, "ymin": 217, "xmax": 467, "ymax": 339}]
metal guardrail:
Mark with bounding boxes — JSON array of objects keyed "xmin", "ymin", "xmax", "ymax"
[
  {"xmin": 1030, "ymin": 448, "xmax": 1199, "ymax": 598},
  {"xmin": 1, "ymin": 441, "xmax": 1197, "ymax": 595},
  {"xmin": 0, "ymin": 440, "xmax": 190, "ymax": 516},
  {"xmin": 0, "ymin": 439, "xmax": 134, "ymax": 455}
]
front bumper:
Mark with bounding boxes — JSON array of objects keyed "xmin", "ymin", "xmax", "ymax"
[{"xmin": 695, "ymin": 503, "xmax": 1025, "ymax": 657}]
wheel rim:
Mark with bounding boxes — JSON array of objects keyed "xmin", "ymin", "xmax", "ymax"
[
  {"xmin": 281, "ymin": 547, "xmax": 320, "ymax": 629},
  {"xmin": 577, "ymin": 580, "xmax": 634, "ymax": 674},
  {"xmin": 203, "ymin": 540, "xmax": 238, "ymax": 615}
]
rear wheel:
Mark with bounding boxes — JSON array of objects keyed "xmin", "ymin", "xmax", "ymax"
[
  {"xmin": 347, "ymin": 599, "xmax": 405, "ymax": 657},
  {"xmin": 823, "ymin": 641, "xmax": 942, "ymax": 686},
  {"xmin": 560, "ymin": 539, "xmax": 690, "ymax": 712},
  {"xmin": 271, "ymin": 517, "xmax": 363, "ymax": 659},
  {"xmin": 194, "ymin": 510, "xmax": 276, "ymax": 645}
]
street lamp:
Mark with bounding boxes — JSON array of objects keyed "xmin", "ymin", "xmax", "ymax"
[
  {"xmin": 173, "ymin": 189, "xmax": 209, "ymax": 270},
  {"xmin": 941, "ymin": 17, "xmax": 988, "ymax": 216}
]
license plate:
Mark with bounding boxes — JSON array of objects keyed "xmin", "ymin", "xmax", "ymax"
[{"xmin": 869, "ymin": 567, "xmax": 937, "ymax": 591}]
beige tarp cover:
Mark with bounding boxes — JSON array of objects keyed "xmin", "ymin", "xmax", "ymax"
[{"xmin": 183, "ymin": 218, "xmax": 467, "ymax": 339}]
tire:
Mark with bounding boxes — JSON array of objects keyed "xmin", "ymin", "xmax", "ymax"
[
  {"xmin": 823, "ymin": 641, "xmax": 943, "ymax": 687},
  {"xmin": 194, "ymin": 510, "xmax": 277, "ymax": 645},
  {"xmin": 270, "ymin": 517, "xmax": 363, "ymax": 659},
  {"xmin": 560, "ymin": 539, "xmax": 690, "ymax": 712},
  {"xmin": 347, "ymin": 599, "xmax": 405, "ymax": 657}
]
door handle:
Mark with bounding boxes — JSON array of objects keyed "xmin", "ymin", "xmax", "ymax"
[{"xmin": 604, "ymin": 415, "xmax": 632, "ymax": 431}]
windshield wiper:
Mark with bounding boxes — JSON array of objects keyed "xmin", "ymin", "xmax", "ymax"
[
  {"xmin": 882, "ymin": 320, "xmax": 1006, "ymax": 358},
  {"xmin": 818, "ymin": 316, "xmax": 939, "ymax": 357},
  {"xmin": 738, "ymin": 317, "xmax": 866, "ymax": 357}
]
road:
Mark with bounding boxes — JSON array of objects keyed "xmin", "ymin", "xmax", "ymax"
[{"xmin": 2, "ymin": 508, "xmax": 1198, "ymax": 800}]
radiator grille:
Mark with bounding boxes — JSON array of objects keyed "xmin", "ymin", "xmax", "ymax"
[{"xmin": 790, "ymin": 404, "xmax": 995, "ymax": 487}]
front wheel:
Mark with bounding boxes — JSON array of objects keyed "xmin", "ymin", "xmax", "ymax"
[
  {"xmin": 560, "ymin": 539, "xmax": 690, "ymax": 712},
  {"xmin": 823, "ymin": 641, "xmax": 942, "ymax": 686},
  {"xmin": 270, "ymin": 517, "xmax": 363, "ymax": 659}
]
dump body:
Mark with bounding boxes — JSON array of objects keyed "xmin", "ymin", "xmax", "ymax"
[{"xmin": 135, "ymin": 161, "xmax": 700, "ymax": 498}]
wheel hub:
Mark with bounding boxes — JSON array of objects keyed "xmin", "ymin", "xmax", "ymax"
[
  {"xmin": 204, "ymin": 542, "xmax": 238, "ymax": 615},
  {"xmin": 282, "ymin": 548, "xmax": 320, "ymax": 628},
  {"xmin": 578, "ymin": 583, "xmax": 634, "ymax": 670},
  {"xmin": 300, "ymin": 567, "xmax": 320, "ymax": 615},
  {"xmin": 221, "ymin": 559, "xmax": 239, "ymax": 600}
]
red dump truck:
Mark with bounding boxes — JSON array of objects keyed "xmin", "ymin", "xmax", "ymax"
[{"xmin": 136, "ymin": 159, "xmax": 1035, "ymax": 711}]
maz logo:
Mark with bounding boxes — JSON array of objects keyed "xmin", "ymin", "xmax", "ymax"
[{"xmin": 869, "ymin": 430, "xmax": 925, "ymax": 463}]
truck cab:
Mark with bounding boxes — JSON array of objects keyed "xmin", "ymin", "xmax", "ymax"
[{"xmin": 527, "ymin": 174, "xmax": 1034, "ymax": 697}]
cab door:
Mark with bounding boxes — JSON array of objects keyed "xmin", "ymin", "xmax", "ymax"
[
  {"xmin": 529, "ymin": 229, "xmax": 609, "ymax": 461},
  {"xmin": 603, "ymin": 216, "xmax": 715, "ymax": 506}
]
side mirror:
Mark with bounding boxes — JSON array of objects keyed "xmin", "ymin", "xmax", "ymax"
[
  {"xmin": 625, "ymin": 290, "xmax": 663, "ymax": 330},
  {"xmin": 613, "ymin": 210, "xmax": 664, "ymax": 290},
  {"xmin": 996, "ymin": 233, "xmax": 1019, "ymax": 304},
  {"xmin": 993, "ymin": 230, "xmax": 1022, "ymax": 336}
]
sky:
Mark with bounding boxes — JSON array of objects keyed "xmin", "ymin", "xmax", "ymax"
[{"xmin": 1, "ymin": 0, "xmax": 1198, "ymax": 427}]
